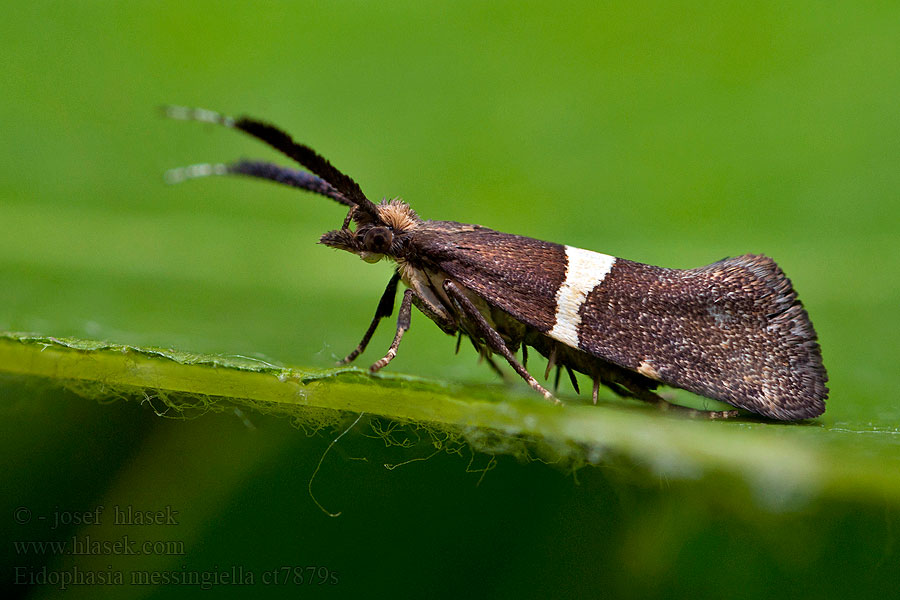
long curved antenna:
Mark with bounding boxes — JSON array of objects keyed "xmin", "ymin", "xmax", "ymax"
[
  {"xmin": 164, "ymin": 160, "xmax": 353, "ymax": 207},
  {"xmin": 164, "ymin": 106, "xmax": 379, "ymax": 215}
]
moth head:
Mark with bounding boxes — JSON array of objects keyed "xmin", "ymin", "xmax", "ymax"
[{"xmin": 319, "ymin": 198, "xmax": 420, "ymax": 263}]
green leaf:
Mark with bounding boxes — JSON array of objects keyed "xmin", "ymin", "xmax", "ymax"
[{"xmin": 3, "ymin": 332, "xmax": 898, "ymax": 508}]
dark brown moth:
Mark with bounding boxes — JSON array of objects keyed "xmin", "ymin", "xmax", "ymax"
[{"xmin": 165, "ymin": 107, "xmax": 828, "ymax": 421}]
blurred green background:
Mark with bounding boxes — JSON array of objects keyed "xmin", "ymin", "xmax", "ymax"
[{"xmin": 2, "ymin": 2, "xmax": 899, "ymax": 598}]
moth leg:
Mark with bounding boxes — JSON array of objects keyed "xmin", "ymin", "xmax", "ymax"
[
  {"xmin": 410, "ymin": 294, "xmax": 457, "ymax": 334},
  {"xmin": 369, "ymin": 289, "xmax": 414, "ymax": 373},
  {"xmin": 339, "ymin": 272, "xmax": 401, "ymax": 365},
  {"xmin": 544, "ymin": 344, "xmax": 557, "ymax": 380},
  {"xmin": 591, "ymin": 372, "xmax": 647, "ymax": 405},
  {"xmin": 484, "ymin": 355, "xmax": 506, "ymax": 380},
  {"xmin": 341, "ymin": 205, "xmax": 357, "ymax": 229},
  {"xmin": 659, "ymin": 403, "xmax": 741, "ymax": 420},
  {"xmin": 613, "ymin": 374, "xmax": 740, "ymax": 420},
  {"xmin": 443, "ymin": 280, "xmax": 558, "ymax": 404},
  {"xmin": 565, "ymin": 366, "xmax": 580, "ymax": 394},
  {"xmin": 468, "ymin": 337, "xmax": 507, "ymax": 381},
  {"xmin": 648, "ymin": 390, "xmax": 740, "ymax": 420}
]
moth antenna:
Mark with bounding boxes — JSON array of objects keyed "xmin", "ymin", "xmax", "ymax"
[
  {"xmin": 164, "ymin": 105, "xmax": 379, "ymax": 215},
  {"xmin": 592, "ymin": 378, "xmax": 600, "ymax": 405},
  {"xmin": 163, "ymin": 105, "xmax": 235, "ymax": 127},
  {"xmin": 232, "ymin": 116, "xmax": 379, "ymax": 215},
  {"xmin": 229, "ymin": 160, "xmax": 352, "ymax": 206},
  {"xmin": 164, "ymin": 162, "xmax": 228, "ymax": 185},
  {"xmin": 164, "ymin": 160, "xmax": 353, "ymax": 207}
]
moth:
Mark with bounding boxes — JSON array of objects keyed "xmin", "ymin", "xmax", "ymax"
[{"xmin": 165, "ymin": 107, "xmax": 828, "ymax": 421}]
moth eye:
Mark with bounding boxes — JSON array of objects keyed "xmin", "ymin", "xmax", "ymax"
[{"xmin": 363, "ymin": 226, "xmax": 393, "ymax": 254}]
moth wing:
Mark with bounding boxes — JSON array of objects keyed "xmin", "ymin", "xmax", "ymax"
[
  {"xmin": 570, "ymin": 255, "xmax": 827, "ymax": 419},
  {"xmin": 411, "ymin": 223, "xmax": 568, "ymax": 335},
  {"xmin": 412, "ymin": 225, "xmax": 826, "ymax": 420}
]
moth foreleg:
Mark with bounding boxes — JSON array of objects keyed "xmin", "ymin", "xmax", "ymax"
[
  {"xmin": 443, "ymin": 280, "xmax": 557, "ymax": 404},
  {"xmin": 369, "ymin": 288, "xmax": 414, "ymax": 373},
  {"xmin": 339, "ymin": 272, "xmax": 401, "ymax": 365},
  {"xmin": 409, "ymin": 293, "xmax": 457, "ymax": 334}
]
